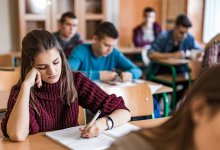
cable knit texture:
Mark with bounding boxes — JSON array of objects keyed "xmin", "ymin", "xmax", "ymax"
[{"xmin": 1, "ymin": 72, "xmax": 128, "ymax": 137}]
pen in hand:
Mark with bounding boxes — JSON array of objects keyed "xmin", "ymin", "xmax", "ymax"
[{"xmin": 80, "ymin": 110, "xmax": 102, "ymax": 138}]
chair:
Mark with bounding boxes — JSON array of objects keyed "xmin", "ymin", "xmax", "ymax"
[
  {"xmin": 0, "ymin": 54, "xmax": 14, "ymax": 67},
  {"xmin": 0, "ymin": 68, "xmax": 20, "ymax": 113},
  {"xmin": 0, "ymin": 90, "xmax": 10, "ymax": 112},
  {"xmin": 0, "ymin": 68, "xmax": 20, "ymax": 91},
  {"xmin": 105, "ymin": 82, "xmax": 154, "ymax": 119}
]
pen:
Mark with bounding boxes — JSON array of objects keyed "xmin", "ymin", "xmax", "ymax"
[{"xmin": 84, "ymin": 110, "xmax": 102, "ymax": 132}]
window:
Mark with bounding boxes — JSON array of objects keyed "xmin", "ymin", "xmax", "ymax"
[{"xmin": 203, "ymin": 0, "xmax": 220, "ymax": 43}]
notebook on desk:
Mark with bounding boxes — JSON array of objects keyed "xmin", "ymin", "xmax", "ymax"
[{"xmin": 45, "ymin": 123, "xmax": 139, "ymax": 150}]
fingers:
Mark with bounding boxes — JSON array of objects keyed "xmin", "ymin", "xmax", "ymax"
[
  {"xmin": 80, "ymin": 123, "xmax": 100, "ymax": 138},
  {"xmin": 35, "ymin": 69, "xmax": 42, "ymax": 88},
  {"xmin": 112, "ymin": 72, "xmax": 118, "ymax": 81},
  {"xmin": 120, "ymin": 72, "xmax": 132, "ymax": 82}
]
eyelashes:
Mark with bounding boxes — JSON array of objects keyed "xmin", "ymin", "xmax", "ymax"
[{"xmin": 37, "ymin": 61, "xmax": 60, "ymax": 70}]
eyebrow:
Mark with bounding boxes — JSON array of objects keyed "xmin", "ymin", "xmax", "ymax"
[{"xmin": 35, "ymin": 57, "xmax": 60, "ymax": 66}]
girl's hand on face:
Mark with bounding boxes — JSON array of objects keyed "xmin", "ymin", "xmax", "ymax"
[
  {"xmin": 79, "ymin": 122, "xmax": 101, "ymax": 138},
  {"xmin": 23, "ymin": 68, "xmax": 42, "ymax": 88}
]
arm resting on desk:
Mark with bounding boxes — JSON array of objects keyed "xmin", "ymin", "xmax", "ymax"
[
  {"xmin": 148, "ymin": 51, "xmax": 185, "ymax": 59},
  {"xmin": 6, "ymin": 83, "xmax": 31, "ymax": 141}
]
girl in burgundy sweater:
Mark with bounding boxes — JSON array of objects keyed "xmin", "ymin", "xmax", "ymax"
[{"xmin": 1, "ymin": 30, "xmax": 130, "ymax": 141}]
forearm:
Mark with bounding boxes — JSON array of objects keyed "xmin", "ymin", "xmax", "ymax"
[
  {"xmin": 149, "ymin": 51, "xmax": 175, "ymax": 59},
  {"xmin": 97, "ymin": 109, "xmax": 131, "ymax": 131},
  {"xmin": 7, "ymin": 82, "xmax": 31, "ymax": 141}
]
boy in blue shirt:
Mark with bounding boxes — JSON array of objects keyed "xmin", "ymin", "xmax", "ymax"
[{"xmin": 68, "ymin": 22, "xmax": 142, "ymax": 81}]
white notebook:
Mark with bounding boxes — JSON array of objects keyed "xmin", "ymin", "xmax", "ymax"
[{"xmin": 45, "ymin": 123, "xmax": 139, "ymax": 150}]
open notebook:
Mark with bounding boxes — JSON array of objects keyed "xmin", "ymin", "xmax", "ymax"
[{"xmin": 45, "ymin": 123, "xmax": 139, "ymax": 150}]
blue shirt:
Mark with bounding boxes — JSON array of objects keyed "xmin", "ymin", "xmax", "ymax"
[
  {"xmin": 149, "ymin": 30, "xmax": 202, "ymax": 54},
  {"xmin": 68, "ymin": 44, "xmax": 142, "ymax": 80},
  {"xmin": 148, "ymin": 30, "xmax": 202, "ymax": 74}
]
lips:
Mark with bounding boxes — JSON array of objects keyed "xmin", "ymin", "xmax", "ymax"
[{"xmin": 48, "ymin": 75, "xmax": 56, "ymax": 79}]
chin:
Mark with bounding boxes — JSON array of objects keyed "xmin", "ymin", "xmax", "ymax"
[{"xmin": 44, "ymin": 76, "xmax": 60, "ymax": 84}]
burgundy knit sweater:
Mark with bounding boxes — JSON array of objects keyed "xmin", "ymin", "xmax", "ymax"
[{"xmin": 1, "ymin": 72, "xmax": 128, "ymax": 137}]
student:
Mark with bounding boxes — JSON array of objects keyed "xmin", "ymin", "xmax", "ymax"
[
  {"xmin": 1, "ymin": 30, "xmax": 131, "ymax": 141},
  {"xmin": 133, "ymin": 7, "xmax": 161, "ymax": 48},
  {"xmin": 53, "ymin": 12, "xmax": 82, "ymax": 59},
  {"xmin": 68, "ymin": 21, "xmax": 142, "ymax": 82},
  {"xmin": 108, "ymin": 65, "xmax": 220, "ymax": 150},
  {"xmin": 148, "ymin": 14, "xmax": 202, "ymax": 74}
]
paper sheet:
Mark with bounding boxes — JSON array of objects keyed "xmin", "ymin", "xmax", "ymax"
[
  {"xmin": 148, "ymin": 84, "xmax": 162, "ymax": 94},
  {"xmin": 45, "ymin": 124, "xmax": 139, "ymax": 150}
]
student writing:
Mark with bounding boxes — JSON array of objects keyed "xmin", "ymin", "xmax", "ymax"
[{"xmin": 1, "ymin": 30, "xmax": 130, "ymax": 141}]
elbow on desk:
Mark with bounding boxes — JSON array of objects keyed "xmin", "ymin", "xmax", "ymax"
[{"xmin": 7, "ymin": 131, "xmax": 28, "ymax": 142}]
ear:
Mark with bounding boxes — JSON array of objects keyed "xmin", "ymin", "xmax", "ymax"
[
  {"xmin": 92, "ymin": 35, "xmax": 98, "ymax": 42},
  {"xmin": 191, "ymin": 96, "xmax": 209, "ymax": 125}
]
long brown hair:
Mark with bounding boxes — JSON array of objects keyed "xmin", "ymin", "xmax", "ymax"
[
  {"xmin": 19, "ymin": 29, "xmax": 77, "ymax": 107},
  {"xmin": 137, "ymin": 66, "xmax": 220, "ymax": 150}
]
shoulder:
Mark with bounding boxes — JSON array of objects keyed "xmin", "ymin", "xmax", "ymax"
[
  {"xmin": 185, "ymin": 33, "xmax": 195, "ymax": 40},
  {"xmin": 53, "ymin": 31, "xmax": 60, "ymax": 37},
  {"xmin": 108, "ymin": 131, "xmax": 154, "ymax": 150},
  {"xmin": 153, "ymin": 22, "xmax": 162, "ymax": 31},
  {"xmin": 74, "ymin": 43, "xmax": 90, "ymax": 51},
  {"xmin": 156, "ymin": 30, "xmax": 171, "ymax": 40},
  {"xmin": 72, "ymin": 71, "xmax": 90, "ymax": 85},
  {"xmin": 73, "ymin": 44, "xmax": 92, "ymax": 56},
  {"xmin": 109, "ymin": 48, "xmax": 124, "ymax": 58},
  {"xmin": 133, "ymin": 25, "xmax": 142, "ymax": 32},
  {"xmin": 72, "ymin": 33, "xmax": 82, "ymax": 40}
]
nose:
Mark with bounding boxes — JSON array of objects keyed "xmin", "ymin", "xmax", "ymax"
[{"xmin": 47, "ymin": 66, "xmax": 56, "ymax": 75}]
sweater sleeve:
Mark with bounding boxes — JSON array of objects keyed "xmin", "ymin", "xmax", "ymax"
[
  {"xmin": 1, "ymin": 86, "xmax": 39, "ymax": 137},
  {"xmin": 68, "ymin": 45, "xmax": 83, "ymax": 71},
  {"xmin": 115, "ymin": 50, "xmax": 142, "ymax": 79},
  {"xmin": 73, "ymin": 72, "xmax": 129, "ymax": 117}
]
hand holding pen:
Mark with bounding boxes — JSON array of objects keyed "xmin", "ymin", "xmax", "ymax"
[{"xmin": 79, "ymin": 110, "xmax": 102, "ymax": 138}]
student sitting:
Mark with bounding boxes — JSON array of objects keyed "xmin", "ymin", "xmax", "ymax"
[
  {"xmin": 1, "ymin": 30, "xmax": 130, "ymax": 141},
  {"xmin": 53, "ymin": 12, "xmax": 82, "ymax": 59},
  {"xmin": 68, "ymin": 21, "xmax": 142, "ymax": 82},
  {"xmin": 148, "ymin": 14, "xmax": 202, "ymax": 75},
  {"xmin": 108, "ymin": 65, "xmax": 220, "ymax": 150},
  {"xmin": 133, "ymin": 7, "xmax": 161, "ymax": 48}
]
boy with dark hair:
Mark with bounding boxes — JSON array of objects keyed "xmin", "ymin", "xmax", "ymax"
[
  {"xmin": 68, "ymin": 21, "xmax": 142, "ymax": 81},
  {"xmin": 53, "ymin": 12, "xmax": 82, "ymax": 59},
  {"xmin": 148, "ymin": 14, "xmax": 202, "ymax": 74}
]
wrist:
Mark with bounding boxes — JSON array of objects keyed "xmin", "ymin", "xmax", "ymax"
[
  {"xmin": 104, "ymin": 115, "xmax": 114, "ymax": 130},
  {"xmin": 96, "ymin": 118, "xmax": 108, "ymax": 131},
  {"xmin": 22, "ymin": 81, "xmax": 33, "ymax": 88}
]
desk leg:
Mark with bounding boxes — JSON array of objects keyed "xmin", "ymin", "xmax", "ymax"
[
  {"xmin": 171, "ymin": 66, "xmax": 177, "ymax": 109},
  {"xmin": 162, "ymin": 93, "xmax": 169, "ymax": 117}
]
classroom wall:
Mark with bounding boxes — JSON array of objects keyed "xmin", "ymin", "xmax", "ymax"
[
  {"xmin": 187, "ymin": 0, "xmax": 205, "ymax": 44},
  {"xmin": 118, "ymin": 0, "xmax": 205, "ymax": 47},
  {"xmin": 0, "ymin": 0, "xmax": 19, "ymax": 54}
]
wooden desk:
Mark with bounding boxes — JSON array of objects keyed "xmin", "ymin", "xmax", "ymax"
[
  {"xmin": 146, "ymin": 81, "xmax": 172, "ymax": 94},
  {"xmin": 149, "ymin": 58, "xmax": 194, "ymax": 108},
  {"xmin": 119, "ymin": 47, "xmax": 143, "ymax": 54},
  {"xmin": 130, "ymin": 117, "xmax": 170, "ymax": 128},
  {"xmin": 0, "ymin": 117, "xmax": 169, "ymax": 149}
]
